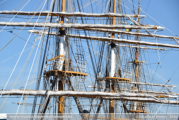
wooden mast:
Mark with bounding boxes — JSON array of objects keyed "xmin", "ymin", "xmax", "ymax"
[
  {"xmin": 130, "ymin": 0, "xmax": 147, "ymax": 115},
  {"xmin": 58, "ymin": 0, "xmax": 65, "ymax": 116},
  {"xmin": 134, "ymin": 0, "xmax": 141, "ymax": 87},
  {"xmin": 109, "ymin": 0, "xmax": 116, "ymax": 120}
]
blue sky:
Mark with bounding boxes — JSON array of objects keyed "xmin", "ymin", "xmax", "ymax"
[{"xmin": 0, "ymin": 0, "xmax": 179, "ymax": 114}]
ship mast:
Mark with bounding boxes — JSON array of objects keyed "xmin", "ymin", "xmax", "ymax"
[
  {"xmin": 134, "ymin": 0, "xmax": 141, "ymax": 90},
  {"xmin": 109, "ymin": 0, "xmax": 116, "ymax": 120},
  {"xmin": 129, "ymin": 0, "xmax": 148, "ymax": 116},
  {"xmin": 1, "ymin": 0, "xmax": 179, "ymax": 119},
  {"xmin": 57, "ymin": 0, "xmax": 65, "ymax": 116}
]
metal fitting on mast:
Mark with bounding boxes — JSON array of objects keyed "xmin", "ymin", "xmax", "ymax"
[{"xmin": 109, "ymin": 42, "xmax": 116, "ymax": 49}]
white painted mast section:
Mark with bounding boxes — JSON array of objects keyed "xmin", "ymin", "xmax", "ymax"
[
  {"xmin": 110, "ymin": 48, "xmax": 115, "ymax": 77},
  {"xmin": 134, "ymin": 102, "xmax": 137, "ymax": 110},
  {"xmin": 0, "ymin": 22, "xmax": 165, "ymax": 30},
  {"xmin": 60, "ymin": 36, "xmax": 65, "ymax": 70},
  {"xmin": 55, "ymin": 36, "xmax": 66, "ymax": 70},
  {"xmin": 0, "ymin": 11, "xmax": 146, "ymax": 18}
]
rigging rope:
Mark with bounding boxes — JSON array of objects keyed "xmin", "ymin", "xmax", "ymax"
[
  {"xmin": 31, "ymin": 0, "xmax": 56, "ymax": 116},
  {"xmin": 0, "ymin": 0, "xmax": 7, "ymax": 5},
  {"xmin": 0, "ymin": 0, "xmax": 31, "ymax": 33},
  {"xmin": 127, "ymin": 0, "xmax": 178, "ymax": 37},
  {"xmin": 16, "ymin": 0, "xmax": 50, "ymax": 115},
  {"xmin": 0, "ymin": 0, "xmax": 48, "ymax": 99}
]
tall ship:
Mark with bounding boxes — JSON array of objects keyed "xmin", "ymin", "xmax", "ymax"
[{"xmin": 0, "ymin": 0, "xmax": 179, "ymax": 119}]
